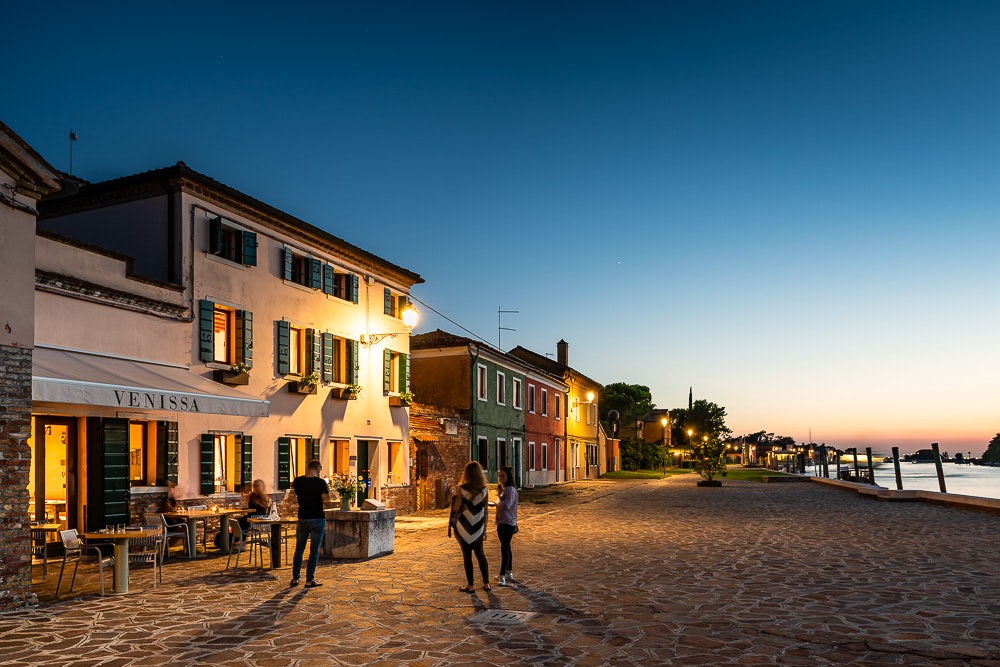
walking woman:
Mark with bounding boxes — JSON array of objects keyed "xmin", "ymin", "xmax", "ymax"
[
  {"xmin": 495, "ymin": 465, "xmax": 518, "ymax": 586},
  {"xmin": 451, "ymin": 461, "xmax": 491, "ymax": 592}
]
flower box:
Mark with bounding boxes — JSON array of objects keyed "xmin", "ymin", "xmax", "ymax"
[
  {"xmin": 387, "ymin": 395, "xmax": 411, "ymax": 407},
  {"xmin": 213, "ymin": 369, "xmax": 249, "ymax": 386},
  {"xmin": 289, "ymin": 381, "xmax": 318, "ymax": 395},
  {"xmin": 330, "ymin": 386, "xmax": 359, "ymax": 400}
]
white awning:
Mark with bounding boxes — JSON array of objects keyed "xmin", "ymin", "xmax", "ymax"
[{"xmin": 32, "ymin": 346, "xmax": 269, "ymax": 418}]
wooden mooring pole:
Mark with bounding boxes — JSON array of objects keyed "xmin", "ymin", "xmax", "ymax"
[
  {"xmin": 931, "ymin": 442, "xmax": 947, "ymax": 493},
  {"xmin": 865, "ymin": 447, "xmax": 875, "ymax": 485},
  {"xmin": 891, "ymin": 446, "xmax": 903, "ymax": 490}
]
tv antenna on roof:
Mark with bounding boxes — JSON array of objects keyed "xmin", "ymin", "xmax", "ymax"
[
  {"xmin": 69, "ymin": 130, "xmax": 78, "ymax": 175},
  {"xmin": 498, "ymin": 306, "xmax": 518, "ymax": 349}
]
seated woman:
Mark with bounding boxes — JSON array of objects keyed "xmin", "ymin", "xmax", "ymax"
[{"xmin": 239, "ymin": 479, "xmax": 271, "ymax": 531}]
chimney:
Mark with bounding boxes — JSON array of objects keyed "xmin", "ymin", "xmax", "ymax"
[{"xmin": 557, "ymin": 339, "xmax": 569, "ymax": 366}]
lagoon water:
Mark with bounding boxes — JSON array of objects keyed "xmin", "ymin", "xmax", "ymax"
[{"xmin": 829, "ymin": 461, "xmax": 1000, "ymax": 500}]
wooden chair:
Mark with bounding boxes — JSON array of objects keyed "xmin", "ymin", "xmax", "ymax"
[
  {"xmin": 30, "ymin": 528, "xmax": 50, "ymax": 579},
  {"xmin": 55, "ymin": 529, "xmax": 113, "ymax": 598}
]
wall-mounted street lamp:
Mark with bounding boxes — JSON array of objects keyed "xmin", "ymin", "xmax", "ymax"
[{"xmin": 361, "ymin": 304, "xmax": 419, "ymax": 346}]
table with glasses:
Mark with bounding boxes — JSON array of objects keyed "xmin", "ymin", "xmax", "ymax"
[
  {"xmin": 163, "ymin": 509, "xmax": 243, "ymax": 557},
  {"xmin": 247, "ymin": 517, "xmax": 298, "ymax": 569},
  {"xmin": 82, "ymin": 527, "xmax": 161, "ymax": 594}
]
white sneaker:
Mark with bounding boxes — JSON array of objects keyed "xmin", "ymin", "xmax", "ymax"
[
  {"xmin": 498, "ymin": 575, "xmax": 507, "ymax": 587},
  {"xmin": 506, "ymin": 571, "xmax": 514, "ymax": 582}
]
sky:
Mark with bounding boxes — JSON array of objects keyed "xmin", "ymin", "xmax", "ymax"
[{"xmin": 6, "ymin": 1, "xmax": 1000, "ymax": 455}]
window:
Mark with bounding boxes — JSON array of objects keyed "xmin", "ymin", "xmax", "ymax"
[
  {"xmin": 384, "ymin": 287, "xmax": 409, "ymax": 318},
  {"xmin": 199, "ymin": 300, "xmax": 252, "ymax": 369},
  {"xmin": 496, "ymin": 372, "xmax": 506, "ymax": 405},
  {"xmin": 477, "ymin": 437, "xmax": 489, "ymax": 471},
  {"xmin": 528, "ymin": 442, "xmax": 536, "ymax": 471},
  {"xmin": 278, "ymin": 435, "xmax": 317, "ymax": 490},
  {"xmin": 200, "ymin": 432, "xmax": 252, "ymax": 494},
  {"xmin": 527, "ymin": 384, "xmax": 536, "ymax": 413},
  {"xmin": 541, "ymin": 388, "xmax": 548, "ymax": 416},
  {"xmin": 512, "ymin": 377, "xmax": 522, "ymax": 410},
  {"xmin": 330, "ymin": 439, "xmax": 350, "ymax": 474},
  {"xmin": 323, "ymin": 265, "xmax": 359, "ymax": 303},
  {"xmin": 384, "ymin": 350, "xmax": 409, "ymax": 393},
  {"xmin": 208, "ymin": 216, "xmax": 257, "ymax": 266},
  {"xmin": 477, "ymin": 365, "xmax": 488, "ymax": 401},
  {"xmin": 497, "ymin": 438, "xmax": 507, "ymax": 469},
  {"xmin": 574, "ymin": 397, "xmax": 580, "ymax": 423},
  {"xmin": 277, "ymin": 321, "xmax": 321, "ymax": 378},
  {"xmin": 128, "ymin": 422, "xmax": 147, "ymax": 485},
  {"xmin": 324, "ymin": 334, "xmax": 358, "ymax": 385},
  {"xmin": 128, "ymin": 420, "xmax": 178, "ymax": 486},
  {"xmin": 283, "ymin": 248, "xmax": 323, "ymax": 289},
  {"xmin": 555, "ymin": 394, "xmax": 561, "ymax": 420},
  {"xmin": 541, "ymin": 442, "xmax": 548, "ymax": 471},
  {"xmin": 387, "ymin": 441, "xmax": 403, "ymax": 484}
]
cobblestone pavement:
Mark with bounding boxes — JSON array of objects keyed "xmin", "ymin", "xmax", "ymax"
[{"xmin": 6, "ymin": 475, "xmax": 1000, "ymax": 666}]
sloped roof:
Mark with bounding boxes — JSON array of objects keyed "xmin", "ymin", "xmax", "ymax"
[
  {"xmin": 508, "ymin": 344, "xmax": 602, "ymax": 389},
  {"xmin": 39, "ymin": 161, "xmax": 423, "ymax": 287}
]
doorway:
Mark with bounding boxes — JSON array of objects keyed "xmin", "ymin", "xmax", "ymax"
[{"xmin": 30, "ymin": 417, "xmax": 79, "ymax": 529}]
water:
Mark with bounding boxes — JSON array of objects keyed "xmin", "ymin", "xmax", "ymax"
[{"xmin": 826, "ymin": 461, "xmax": 1000, "ymax": 499}]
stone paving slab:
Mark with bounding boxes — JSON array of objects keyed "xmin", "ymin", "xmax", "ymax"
[{"xmin": 6, "ymin": 476, "xmax": 1000, "ymax": 665}]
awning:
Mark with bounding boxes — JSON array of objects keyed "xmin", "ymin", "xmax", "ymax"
[{"xmin": 32, "ymin": 346, "xmax": 270, "ymax": 418}]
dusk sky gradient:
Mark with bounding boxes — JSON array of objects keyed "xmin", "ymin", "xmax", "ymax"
[{"xmin": 7, "ymin": 1, "xmax": 1000, "ymax": 454}]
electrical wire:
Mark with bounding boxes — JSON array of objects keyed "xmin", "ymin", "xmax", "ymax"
[{"xmin": 407, "ymin": 293, "xmax": 495, "ymax": 348}]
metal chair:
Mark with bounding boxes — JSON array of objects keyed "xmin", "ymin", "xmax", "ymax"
[
  {"xmin": 160, "ymin": 514, "xmax": 190, "ymax": 560},
  {"xmin": 55, "ymin": 529, "xmax": 113, "ymax": 598},
  {"xmin": 224, "ymin": 522, "xmax": 263, "ymax": 571},
  {"xmin": 30, "ymin": 527, "xmax": 50, "ymax": 579},
  {"xmin": 128, "ymin": 526, "xmax": 164, "ymax": 587}
]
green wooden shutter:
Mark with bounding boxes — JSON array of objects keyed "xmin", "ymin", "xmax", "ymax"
[
  {"xmin": 384, "ymin": 349, "xmax": 392, "ymax": 393},
  {"xmin": 200, "ymin": 434, "xmax": 215, "ymax": 495},
  {"xmin": 283, "ymin": 248, "xmax": 293, "ymax": 280},
  {"xmin": 240, "ymin": 435, "xmax": 253, "ymax": 489},
  {"xmin": 400, "ymin": 352, "xmax": 409, "ymax": 392},
  {"xmin": 384, "ymin": 287, "xmax": 392, "ymax": 315},
  {"xmin": 321, "ymin": 333, "xmax": 333, "ymax": 383},
  {"xmin": 309, "ymin": 258, "xmax": 323, "ymax": 289},
  {"xmin": 322, "ymin": 264, "xmax": 334, "ymax": 295},
  {"xmin": 351, "ymin": 275, "xmax": 359, "ymax": 303},
  {"xmin": 242, "ymin": 231, "xmax": 257, "ymax": 266},
  {"xmin": 209, "ymin": 217, "xmax": 223, "ymax": 254},
  {"xmin": 309, "ymin": 437, "xmax": 319, "ymax": 463},
  {"xmin": 237, "ymin": 310, "xmax": 253, "ymax": 369},
  {"xmin": 157, "ymin": 421, "xmax": 179, "ymax": 485},
  {"xmin": 198, "ymin": 299, "xmax": 215, "ymax": 362},
  {"xmin": 308, "ymin": 328, "xmax": 322, "ymax": 374},
  {"xmin": 277, "ymin": 437, "xmax": 291, "ymax": 490},
  {"xmin": 87, "ymin": 418, "xmax": 130, "ymax": 530},
  {"xmin": 348, "ymin": 340, "xmax": 359, "ymax": 384},
  {"xmin": 277, "ymin": 320, "xmax": 291, "ymax": 375}
]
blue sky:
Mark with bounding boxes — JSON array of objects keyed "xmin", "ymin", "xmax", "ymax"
[{"xmin": 7, "ymin": 1, "xmax": 1000, "ymax": 453}]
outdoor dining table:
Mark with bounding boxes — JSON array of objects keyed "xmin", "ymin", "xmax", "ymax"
[
  {"xmin": 82, "ymin": 527, "xmax": 160, "ymax": 594},
  {"xmin": 163, "ymin": 509, "xmax": 247, "ymax": 557},
  {"xmin": 30, "ymin": 522, "xmax": 62, "ymax": 578},
  {"xmin": 247, "ymin": 517, "xmax": 298, "ymax": 569}
]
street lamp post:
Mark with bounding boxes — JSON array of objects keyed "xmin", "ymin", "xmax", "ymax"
[{"xmin": 660, "ymin": 417, "xmax": 668, "ymax": 476}]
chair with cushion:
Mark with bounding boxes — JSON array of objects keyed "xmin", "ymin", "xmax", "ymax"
[
  {"xmin": 160, "ymin": 514, "xmax": 190, "ymax": 559},
  {"xmin": 55, "ymin": 529, "xmax": 113, "ymax": 598}
]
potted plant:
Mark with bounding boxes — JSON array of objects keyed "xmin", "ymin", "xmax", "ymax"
[
  {"xmin": 329, "ymin": 473, "xmax": 364, "ymax": 510},
  {"xmin": 290, "ymin": 371, "xmax": 320, "ymax": 394},
  {"xmin": 692, "ymin": 436, "xmax": 726, "ymax": 487},
  {"xmin": 214, "ymin": 361, "xmax": 250, "ymax": 385},
  {"xmin": 388, "ymin": 390, "xmax": 414, "ymax": 407},
  {"xmin": 332, "ymin": 383, "xmax": 362, "ymax": 400}
]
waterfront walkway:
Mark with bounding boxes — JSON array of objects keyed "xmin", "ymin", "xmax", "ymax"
[{"xmin": 5, "ymin": 475, "xmax": 1000, "ymax": 666}]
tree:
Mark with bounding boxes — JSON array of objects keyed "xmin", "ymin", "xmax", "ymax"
[
  {"xmin": 669, "ymin": 399, "xmax": 732, "ymax": 451},
  {"xmin": 982, "ymin": 434, "xmax": 1000, "ymax": 463},
  {"xmin": 691, "ymin": 435, "xmax": 727, "ymax": 482},
  {"xmin": 599, "ymin": 383, "xmax": 654, "ymax": 442}
]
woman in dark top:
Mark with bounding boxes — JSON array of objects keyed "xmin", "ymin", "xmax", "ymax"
[
  {"xmin": 240, "ymin": 479, "xmax": 270, "ymax": 532},
  {"xmin": 451, "ymin": 461, "xmax": 491, "ymax": 593}
]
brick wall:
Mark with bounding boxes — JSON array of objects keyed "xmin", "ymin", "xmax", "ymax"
[
  {"xmin": 409, "ymin": 404, "xmax": 471, "ymax": 511},
  {"xmin": 0, "ymin": 344, "xmax": 37, "ymax": 610}
]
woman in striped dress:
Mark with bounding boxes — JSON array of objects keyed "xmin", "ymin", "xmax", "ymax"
[{"xmin": 451, "ymin": 461, "xmax": 492, "ymax": 592}]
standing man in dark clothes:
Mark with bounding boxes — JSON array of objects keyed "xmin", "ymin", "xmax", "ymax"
[{"xmin": 290, "ymin": 459, "xmax": 330, "ymax": 587}]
